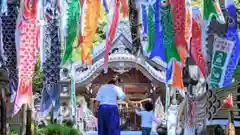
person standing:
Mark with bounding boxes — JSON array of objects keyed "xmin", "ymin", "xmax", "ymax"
[
  {"xmin": 135, "ymin": 101, "xmax": 161, "ymax": 135},
  {"xmin": 96, "ymin": 75, "xmax": 133, "ymax": 135}
]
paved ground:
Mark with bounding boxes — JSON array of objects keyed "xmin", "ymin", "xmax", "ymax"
[{"xmin": 85, "ymin": 131, "xmax": 158, "ymax": 135}]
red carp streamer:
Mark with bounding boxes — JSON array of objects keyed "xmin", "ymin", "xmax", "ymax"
[
  {"xmin": 171, "ymin": 0, "xmax": 187, "ymax": 64},
  {"xmin": 104, "ymin": 0, "xmax": 127, "ymax": 73},
  {"xmin": 14, "ymin": 0, "xmax": 39, "ymax": 115}
]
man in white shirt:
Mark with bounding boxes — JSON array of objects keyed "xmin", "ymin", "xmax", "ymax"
[{"xmin": 96, "ymin": 75, "xmax": 133, "ymax": 135}]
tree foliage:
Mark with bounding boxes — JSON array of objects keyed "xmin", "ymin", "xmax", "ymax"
[
  {"xmin": 234, "ymin": 61, "xmax": 240, "ymax": 81},
  {"xmin": 32, "ymin": 57, "xmax": 43, "ymax": 93}
]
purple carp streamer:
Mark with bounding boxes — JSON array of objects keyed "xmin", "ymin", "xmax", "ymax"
[{"xmin": 40, "ymin": 0, "xmax": 61, "ymax": 118}]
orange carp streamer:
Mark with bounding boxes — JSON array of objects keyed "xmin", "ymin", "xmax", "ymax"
[{"xmin": 81, "ymin": 0, "xmax": 101, "ymax": 64}]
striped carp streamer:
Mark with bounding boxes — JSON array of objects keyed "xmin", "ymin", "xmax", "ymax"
[
  {"xmin": 14, "ymin": 0, "xmax": 39, "ymax": 115},
  {"xmin": 202, "ymin": 0, "xmax": 225, "ymax": 61},
  {"xmin": 81, "ymin": 0, "xmax": 101, "ymax": 64},
  {"xmin": 1, "ymin": 3, "xmax": 19, "ymax": 102},
  {"xmin": 40, "ymin": 0, "xmax": 61, "ymax": 118},
  {"xmin": 161, "ymin": 0, "xmax": 183, "ymax": 89},
  {"xmin": 62, "ymin": 0, "xmax": 80, "ymax": 64},
  {"xmin": 160, "ymin": 0, "xmax": 180, "ymax": 63},
  {"xmin": 191, "ymin": 7, "xmax": 207, "ymax": 78},
  {"xmin": 222, "ymin": 0, "xmax": 240, "ymax": 87},
  {"xmin": 171, "ymin": 0, "xmax": 187, "ymax": 64},
  {"xmin": 103, "ymin": 0, "xmax": 128, "ymax": 73}
]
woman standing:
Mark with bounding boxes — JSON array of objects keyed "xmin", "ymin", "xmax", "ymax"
[{"xmin": 96, "ymin": 75, "xmax": 133, "ymax": 135}]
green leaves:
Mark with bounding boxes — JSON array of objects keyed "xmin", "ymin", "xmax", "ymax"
[
  {"xmin": 32, "ymin": 57, "xmax": 43, "ymax": 93},
  {"xmin": 234, "ymin": 64, "xmax": 240, "ymax": 81},
  {"xmin": 37, "ymin": 124, "xmax": 82, "ymax": 135}
]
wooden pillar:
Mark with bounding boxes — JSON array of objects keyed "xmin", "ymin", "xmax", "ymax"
[
  {"xmin": 26, "ymin": 106, "xmax": 32, "ymax": 135},
  {"xmin": 0, "ymin": 69, "xmax": 8, "ymax": 135},
  {"xmin": 0, "ymin": 88, "xmax": 7, "ymax": 135},
  {"xmin": 151, "ymin": 85, "xmax": 157, "ymax": 103},
  {"xmin": 20, "ymin": 105, "xmax": 27, "ymax": 135},
  {"xmin": 226, "ymin": 110, "xmax": 235, "ymax": 135}
]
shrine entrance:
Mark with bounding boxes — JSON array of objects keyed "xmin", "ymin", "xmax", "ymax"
[{"xmin": 77, "ymin": 68, "xmax": 165, "ymax": 131}]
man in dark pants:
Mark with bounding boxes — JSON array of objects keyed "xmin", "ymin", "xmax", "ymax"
[{"xmin": 96, "ymin": 75, "xmax": 133, "ymax": 135}]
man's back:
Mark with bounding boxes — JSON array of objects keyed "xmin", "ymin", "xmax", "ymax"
[{"xmin": 96, "ymin": 84, "xmax": 125, "ymax": 105}]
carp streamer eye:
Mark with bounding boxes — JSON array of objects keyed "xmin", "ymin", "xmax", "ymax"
[{"xmin": 228, "ymin": 17, "xmax": 235, "ymax": 26}]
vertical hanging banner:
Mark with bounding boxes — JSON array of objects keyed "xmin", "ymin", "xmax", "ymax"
[
  {"xmin": 141, "ymin": 4, "xmax": 148, "ymax": 36},
  {"xmin": 185, "ymin": 0, "xmax": 192, "ymax": 49},
  {"xmin": 103, "ymin": 0, "xmax": 122, "ymax": 73},
  {"xmin": 147, "ymin": 5, "xmax": 155, "ymax": 53},
  {"xmin": 191, "ymin": 7, "xmax": 207, "ymax": 78},
  {"xmin": 202, "ymin": 0, "xmax": 224, "ymax": 61},
  {"xmin": 62, "ymin": 0, "xmax": 80, "ymax": 65},
  {"xmin": 209, "ymin": 36, "xmax": 234, "ymax": 88},
  {"xmin": 80, "ymin": 0, "xmax": 101, "ymax": 64},
  {"xmin": 14, "ymin": 0, "xmax": 39, "ymax": 115},
  {"xmin": 1, "ymin": 3, "xmax": 19, "ymax": 102},
  {"xmin": 222, "ymin": 0, "xmax": 240, "ymax": 87},
  {"xmin": 71, "ymin": 78, "xmax": 76, "ymax": 117},
  {"xmin": 171, "ymin": 0, "xmax": 187, "ymax": 64},
  {"xmin": 40, "ymin": 0, "xmax": 61, "ymax": 118},
  {"xmin": 149, "ymin": 0, "xmax": 166, "ymax": 63}
]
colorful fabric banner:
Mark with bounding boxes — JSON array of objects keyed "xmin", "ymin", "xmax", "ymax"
[
  {"xmin": 209, "ymin": 36, "xmax": 234, "ymax": 88},
  {"xmin": 81, "ymin": 0, "xmax": 101, "ymax": 64},
  {"xmin": 222, "ymin": 0, "xmax": 240, "ymax": 87},
  {"xmin": 149, "ymin": 0, "xmax": 165, "ymax": 62},
  {"xmin": 102, "ymin": 0, "xmax": 109, "ymax": 12},
  {"xmin": 40, "ymin": 0, "xmax": 61, "ymax": 118},
  {"xmin": 161, "ymin": 3, "xmax": 183, "ymax": 89},
  {"xmin": 147, "ymin": 5, "xmax": 155, "ymax": 53},
  {"xmin": 103, "ymin": 0, "xmax": 121, "ymax": 73},
  {"xmin": 62, "ymin": 0, "xmax": 80, "ymax": 64},
  {"xmin": 14, "ymin": 0, "xmax": 39, "ymax": 115},
  {"xmin": 172, "ymin": 60, "xmax": 184, "ymax": 89},
  {"xmin": 171, "ymin": 0, "xmax": 187, "ymax": 64},
  {"xmin": 1, "ymin": 3, "xmax": 18, "ymax": 102},
  {"xmin": 71, "ymin": 78, "xmax": 77, "ymax": 117},
  {"xmin": 160, "ymin": 4, "xmax": 180, "ymax": 63},
  {"xmin": 191, "ymin": 7, "xmax": 207, "ymax": 78},
  {"xmin": 185, "ymin": 0, "xmax": 192, "ymax": 48},
  {"xmin": 141, "ymin": 4, "xmax": 148, "ymax": 36},
  {"xmin": 202, "ymin": 0, "xmax": 224, "ymax": 61},
  {"xmin": 37, "ymin": 0, "xmax": 44, "ymax": 71}
]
